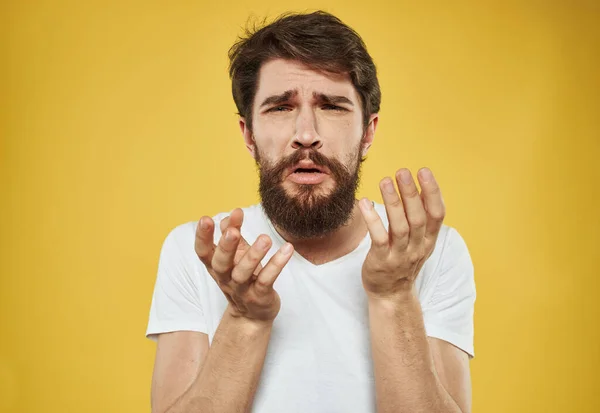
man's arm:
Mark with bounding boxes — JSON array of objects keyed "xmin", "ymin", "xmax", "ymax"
[
  {"xmin": 356, "ymin": 168, "xmax": 474, "ymax": 413},
  {"xmin": 149, "ymin": 210, "xmax": 293, "ymax": 413},
  {"xmin": 367, "ymin": 292, "xmax": 471, "ymax": 413},
  {"xmin": 152, "ymin": 306, "xmax": 273, "ymax": 413}
]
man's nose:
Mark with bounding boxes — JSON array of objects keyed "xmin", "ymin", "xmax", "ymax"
[{"xmin": 292, "ymin": 108, "xmax": 323, "ymax": 150}]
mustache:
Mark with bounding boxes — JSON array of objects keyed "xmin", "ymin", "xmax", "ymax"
[{"xmin": 260, "ymin": 149, "xmax": 346, "ymax": 183}]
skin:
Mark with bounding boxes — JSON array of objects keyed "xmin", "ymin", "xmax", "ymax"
[
  {"xmin": 359, "ymin": 169, "xmax": 471, "ymax": 412},
  {"xmin": 150, "ymin": 58, "xmax": 472, "ymax": 413},
  {"xmin": 239, "ymin": 58, "xmax": 378, "ymax": 263}
]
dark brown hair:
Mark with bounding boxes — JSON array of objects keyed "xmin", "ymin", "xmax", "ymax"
[{"xmin": 228, "ymin": 10, "xmax": 381, "ymax": 132}]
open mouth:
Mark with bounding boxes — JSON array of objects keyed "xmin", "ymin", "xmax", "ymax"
[
  {"xmin": 294, "ymin": 168, "xmax": 323, "ymax": 174},
  {"xmin": 288, "ymin": 165, "xmax": 328, "ymax": 185}
]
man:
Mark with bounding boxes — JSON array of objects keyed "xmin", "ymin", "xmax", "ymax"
[{"xmin": 146, "ymin": 10, "xmax": 476, "ymax": 413}]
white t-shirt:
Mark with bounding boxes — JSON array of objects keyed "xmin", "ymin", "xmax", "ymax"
[{"xmin": 146, "ymin": 202, "xmax": 476, "ymax": 413}]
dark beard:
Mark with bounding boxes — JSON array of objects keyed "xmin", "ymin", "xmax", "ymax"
[{"xmin": 256, "ymin": 144, "xmax": 364, "ymax": 240}]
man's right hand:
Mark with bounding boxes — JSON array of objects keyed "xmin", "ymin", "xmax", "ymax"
[{"xmin": 194, "ymin": 208, "xmax": 294, "ymax": 324}]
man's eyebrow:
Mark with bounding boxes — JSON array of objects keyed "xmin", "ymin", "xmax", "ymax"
[
  {"xmin": 313, "ymin": 92, "xmax": 354, "ymax": 106},
  {"xmin": 259, "ymin": 90, "xmax": 298, "ymax": 108}
]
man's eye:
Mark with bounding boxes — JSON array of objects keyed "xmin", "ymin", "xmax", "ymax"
[
  {"xmin": 268, "ymin": 106, "xmax": 291, "ymax": 112},
  {"xmin": 323, "ymin": 104, "xmax": 346, "ymax": 111}
]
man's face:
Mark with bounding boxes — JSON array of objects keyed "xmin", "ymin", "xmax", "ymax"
[{"xmin": 241, "ymin": 58, "xmax": 377, "ymax": 239}]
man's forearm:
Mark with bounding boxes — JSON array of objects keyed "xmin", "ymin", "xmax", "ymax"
[
  {"xmin": 367, "ymin": 291, "xmax": 462, "ymax": 413},
  {"xmin": 166, "ymin": 308, "xmax": 273, "ymax": 413}
]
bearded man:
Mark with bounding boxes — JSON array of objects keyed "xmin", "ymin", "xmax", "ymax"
[{"xmin": 146, "ymin": 10, "xmax": 476, "ymax": 413}]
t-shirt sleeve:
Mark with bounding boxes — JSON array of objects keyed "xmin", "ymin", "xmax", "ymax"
[
  {"xmin": 422, "ymin": 227, "xmax": 476, "ymax": 358},
  {"xmin": 145, "ymin": 222, "xmax": 208, "ymax": 342}
]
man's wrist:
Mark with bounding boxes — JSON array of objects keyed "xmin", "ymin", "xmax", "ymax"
[
  {"xmin": 225, "ymin": 307, "xmax": 275, "ymax": 333},
  {"xmin": 367, "ymin": 287, "xmax": 415, "ymax": 307}
]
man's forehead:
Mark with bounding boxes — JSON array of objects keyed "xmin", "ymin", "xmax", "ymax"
[{"xmin": 255, "ymin": 58, "xmax": 357, "ymax": 101}]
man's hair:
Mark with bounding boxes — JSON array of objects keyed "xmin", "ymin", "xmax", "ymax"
[{"xmin": 228, "ymin": 10, "xmax": 381, "ymax": 132}]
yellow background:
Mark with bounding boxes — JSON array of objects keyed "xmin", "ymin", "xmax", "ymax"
[{"xmin": 1, "ymin": 1, "xmax": 599, "ymax": 412}]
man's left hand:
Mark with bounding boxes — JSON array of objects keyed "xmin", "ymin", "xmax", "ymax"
[{"xmin": 358, "ymin": 167, "xmax": 446, "ymax": 300}]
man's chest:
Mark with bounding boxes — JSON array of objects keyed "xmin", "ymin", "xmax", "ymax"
[{"xmin": 253, "ymin": 262, "xmax": 377, "ymax": 412}]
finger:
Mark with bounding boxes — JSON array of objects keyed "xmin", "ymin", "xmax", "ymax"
[
  {"xmin": 220, "ymin": 209, "xmax": 252, "ymax": 260},
  {"xmin": 220, "ymin": 216, "xmax": 229, "ymax": 232},
  {"xmin": 229, "ymin": 208, "xmax": 244, "ymax": 228},
  {"xmin": 395, "ymin": 169, "xmax": 427, "ymax": 247},
  {"xmin": 234, "ymin": 237, "xmax": 264, "ymax": 276},
  {"xmin": 219, "ymin": 208, "xmax": 244, "ymax": 233},
  {"xmin": 226, "ymin": 217, "xmax": 262, "ymax": 275},
  {"xmin": 379, "ymin": 177, "xmax": 410, "ymax": 250},
  {"xmin": 231, "ymin": 234, "xmax": 272, "ymax": 290},
  {"xmin": 211, "ymin": 227, "xmax": 242, "ymax": 283},
  {"xmin": 195, "ymin": 216, "xmax": 216, "ymax": 270},
  {"xmin": 358, "ymin": 197, "xmax": 389, "ymax": 256},
  {"xmin": 417, "ymin": 167, "xmax": 445, "ymax": 249},
  {"xmin": 253, "ymin": 242, "xmax": 294, "ymax": 295}
]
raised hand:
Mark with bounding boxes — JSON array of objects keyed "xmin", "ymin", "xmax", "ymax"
[
  {"xmin": 358, "ymin": 168, "xmax": 446, "ymax": 300},
  {"xmin": 195, "ymin": 208, "xmax": 294, "ymax": 324}
]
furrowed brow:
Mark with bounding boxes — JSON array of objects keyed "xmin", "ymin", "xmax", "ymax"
[
  {"xmin": 260, "ymin": 90, "xmax": 298, "ymax": 108},
  {"xmin": 314, "ymin": 92, "xmax": 354, "ymax": 106}
]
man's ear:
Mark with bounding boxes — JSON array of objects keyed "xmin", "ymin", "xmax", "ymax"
[
  {"xmin": 239, "ymin": 117, "xmax": 256, "ymax": 159},
  {"xmin": 361, "ymin": 113, "xmax": 379, "ymax": 158}
]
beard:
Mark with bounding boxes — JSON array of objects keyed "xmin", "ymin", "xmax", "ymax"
[{"xmin": 255, "ymin": 140, "xmax": 365, "ymax": 240}]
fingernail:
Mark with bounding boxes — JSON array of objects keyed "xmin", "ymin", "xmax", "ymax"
[
  {"xmin": 419, "ymin": 168, "xmax": 433, "ymax": 183},
  {"xmin": 361, "ymin": 198, "xmax": 373, "ymax": 210},
  {"xmin": 256, "ymin": 236, "xmax": 268, "ymax": 250},
  {"xmin": 281, "ymin": 242, "xmax": 293, "ymax": 254},
  {"xmin": 400, "ymin": 169, "xmax": 412, "ymax": 185},
  {"xmin": 382, "ymin": 178, "xmax": 395, "ymax": 194},
  {"xmin": 200, "ymin": 218, "xmax": 208, "ymax": 230},
  {"xmin": 225, "ymin": 229, "xmax": 233, "ymax": 241}
]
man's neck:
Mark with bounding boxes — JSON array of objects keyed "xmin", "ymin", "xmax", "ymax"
[{"xmin": 270, "ymin": 200, "xmax": 369, "ymax": 266}]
